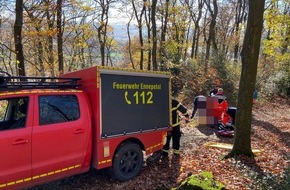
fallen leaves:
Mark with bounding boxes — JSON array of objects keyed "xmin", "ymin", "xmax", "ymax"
[{"xmin": 31, "ymin": 97, "xmax": 290, "ymax": 190}]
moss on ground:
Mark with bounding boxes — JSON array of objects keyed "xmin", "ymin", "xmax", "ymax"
[{"xmin": 173, "ymin": 171, "xmax": 225, "ymax": 190}]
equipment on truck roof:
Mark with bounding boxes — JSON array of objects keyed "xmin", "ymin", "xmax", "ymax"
[{"xmin": 0, "ymin": 71, "xmax": 80, "ymax": 91}]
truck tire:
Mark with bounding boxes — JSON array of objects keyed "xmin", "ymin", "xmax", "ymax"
[{"xmin": 110, "ymin": 142, "xmax": 143, "ymax": 181}]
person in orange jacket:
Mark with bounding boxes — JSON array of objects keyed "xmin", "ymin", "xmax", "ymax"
[{"xmin": 214, "ymin": 88, "xmax": 229, "ymax": 126}]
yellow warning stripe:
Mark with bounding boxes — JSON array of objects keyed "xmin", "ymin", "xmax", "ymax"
[
  {"xmin": 98, "ymin": 159, "xmax": 112, "ymax": 165},
  {"xmin": 0, "ymin": 90, "xmax": 82, "ymax": 97},
  {"xmin": 0, "ymin": 164, "xmax": 81, "ymax": 189},
  {"xmin": 145, "ymin": 142, "xmax": 163, "ymax": 151},
  {"xmin": 96, "ymin": 67, "xmax": 99, "ymax": 88}
]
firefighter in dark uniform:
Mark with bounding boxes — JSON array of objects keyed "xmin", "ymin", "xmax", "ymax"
[{"xmin": 162, "ymin": 99, "xmax": 189, "ymax": 157}]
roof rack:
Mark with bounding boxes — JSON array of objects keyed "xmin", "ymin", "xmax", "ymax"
[{"xmin": 0, "ymin": 75, "xmax": 81, "ymax": 91}]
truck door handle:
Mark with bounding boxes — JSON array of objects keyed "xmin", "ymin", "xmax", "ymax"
[
  {"xmin": 12, "ymin": 139, "xmax": 29, "ymax": 145},
  {"xmin": 74, "ymin": 129, "xmax": 84, "ymax": 134}
]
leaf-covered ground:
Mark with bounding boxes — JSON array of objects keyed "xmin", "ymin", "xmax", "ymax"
[{"xmin": 31, "ymin": 97, "xmax": 290, "ymax": 190}]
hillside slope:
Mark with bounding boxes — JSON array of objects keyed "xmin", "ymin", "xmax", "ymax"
[{"xmin": 31, "ymin": 97, "xmax": 290, "ymax": 190}]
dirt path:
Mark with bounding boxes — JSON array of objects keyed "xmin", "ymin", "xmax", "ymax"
[{"xmin": 30, "ymin": 97, "xmax": 290, "ymax": 190}]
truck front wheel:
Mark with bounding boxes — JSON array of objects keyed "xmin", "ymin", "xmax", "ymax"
[{"xmin": 110, "ymin": 142, "xmax": 143, "ymax": 181}]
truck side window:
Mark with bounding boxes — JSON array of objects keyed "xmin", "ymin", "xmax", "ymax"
[
  {"xmin": 0, "ymin": 97, "xmax": 28, "ymax": 131},
  {"xmin": 0, "ymin": 100, "xmax": 8, "ymax": 121},
  {"xmin": 39, "ymin": 95, "xmax": 80, "ymax": 125}
]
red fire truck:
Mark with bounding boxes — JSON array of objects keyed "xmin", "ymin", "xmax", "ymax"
[{"xmin": 0, "ymin": 66, "xmax": 171, "ymax": 189}]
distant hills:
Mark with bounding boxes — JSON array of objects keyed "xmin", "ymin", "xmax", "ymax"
[{"xmin": 110, "ymin": 23, "xmax": 143, "ymax": 44}]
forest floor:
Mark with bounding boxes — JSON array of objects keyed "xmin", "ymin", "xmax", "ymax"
[{"xmin": 31, "ymin": 97, "xmax": 290, "ymax": 190}]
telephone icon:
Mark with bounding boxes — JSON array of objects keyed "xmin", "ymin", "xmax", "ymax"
[{"xmin": 124, "ymin": 91, "xmax": 132, "ymax": 104}]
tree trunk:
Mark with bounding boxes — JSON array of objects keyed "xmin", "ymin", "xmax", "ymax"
[
  {"xmin": 234, "ymin": 0, "xmax": 247, "ymax": 62},
  {"xmin": 45, "ymin": 3, "xmax": 55, "ymax": 77},
  {"xmin": 191, "ymin": 0, "xmax": 204, "ymax": 59},
  {"xmin": 132, "ymin": 0, "xmax": 145, "ymax": 70},
  {"xmin": 14, "ymin": 0, "xmax": 25, "ymax": 77},
  {"xmin": 206, "ymin": 0, "xmax": 218, "ymax": 55},
  {"xmin": 183, "ymin": 25, "xmax": 191, "ymax": 61},
  {"xmin": 127, "ymin": 13, "xmax": 135, "ymax": 69},
  {"xmin": 138, "ymin": 25, "xmax": 144, "ymax": 70},
  {"xmin": 37, "ymin": 40, "xmax": 45, "ymax": 76},
  {"xmin": 151, "ymin": 0, "xmax": 158, "ymax": 71},
  {"xmin": 158, "ymin": 0, "xmax": 168, "ymax": 71},
  {"xmin": 96, "ymin": 0, "xmax": 110, "ymax": 66},
  {"xmin": 191, "ymin": 28, "xmax": 197, "ymax": 59},
  {"xmin": 195, "ymin": 27, "xmax": 201, "ymax": 58},
  {"xmin": 144, "ymin": 2, "xmax": 151, "ymax": 70},
  {"xmin": 48, "ymin": 35, "xmax": 55, "ymax": 77},
  {"xmin": 24, "ymin": 6, "xmax": 45, "ymax": 76},
  {"xmin": 203, "ymin": 8, "xmax": 209, "ymax": 71},
  {"xmin": 226, "ymin": 0, "xmax": 265, "ymax": 158},
  {"xmin": 57, "ymin": 0, "xmax": 64, "ymax": 74},
  {"xmin": 97, "ymin": 25, "xmax": 105, "ymax": 66},
  {"xmin": 103, "ymin": 1, "xmax": 110, "ymax": 66}
]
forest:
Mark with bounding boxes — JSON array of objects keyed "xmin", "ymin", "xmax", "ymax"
[
  {"xmin": 0, "ymin": 0, "xmax": 289, "ymax": 99},
  {"xmin": 0, "ymin": 0, "xmax": 289, "ymax": 189}
]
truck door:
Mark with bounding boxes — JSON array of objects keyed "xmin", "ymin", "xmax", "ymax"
[
  {"xmin": 0, "ymin": 97, "xmax": 32, "ymax": 189},
  {"xmin": 31, "ymin": 93, "xmax": 89, "ymax": 183}
]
